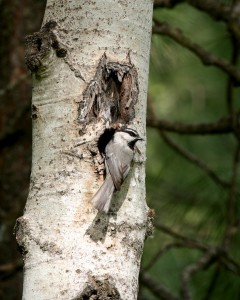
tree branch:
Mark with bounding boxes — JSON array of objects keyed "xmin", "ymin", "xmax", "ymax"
[
  {"xmin": 154, "ymin": 223, "xmax": 240, "ymax": 275},
  {"xmin": 154, "ymin": 0, "xmax": 182, "ymax": 9},
  {"xmin": 181, "ymin": 251, "xmax": 216, "ymax": 300},
  {"xmin": 144, "ymin": 241, "xmax": 207, "ymax": 272},
  {"xmin": 159, "ymin": 130, "xmax": 230, "ymax": 188},
  {"xmin": 144, "ymin": 242, "xmax": 186, "ymax": 271},
  {"xmin": 154, "ymin": 0, "xmax": 231, "ymax": 23},
  {"xmin": 226, "ymin": 35, "xmax": 239, "ymax": 114},
  {"xmin": 221, "ymin": 251, "xmax": 240, "ymax": 276},
  {"xmin": 152, "ymin": 19, "xmax": 240, "ymax": 84},
  {"xmin": 185, "ymin": 0, "xmax": 231, "ymax": 22},
  {"xmin": 140, "ymin": 272, "xmax": 179, "ymax": 300},
  {"xmin": 147, "ymin": 97, "xmax": 230, "ymax": 189},
  {"xmin": 155, "ymin": 223, "xmax": 208, "ymax": 251},
  {"xmin": 147, "ymin": 116, "xmax": 233, "ymax": 135},
  {"xmin": 202, "ymin": 266, "xmax": 220, "ymax": 300},
  {"xmin": 223, "ymin": 144, "xmax": 240, "ymax": 250}
]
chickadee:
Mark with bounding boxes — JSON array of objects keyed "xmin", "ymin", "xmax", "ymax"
[{"xmin": 92, "ymin": 128, "xmax": 143, "ymax": 213}]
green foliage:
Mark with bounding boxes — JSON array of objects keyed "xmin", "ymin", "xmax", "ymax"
[{"xmin": 142, "ymin": 3, "xmax": 240, "ymax": 300}]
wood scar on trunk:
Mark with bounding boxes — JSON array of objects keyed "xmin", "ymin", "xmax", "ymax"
[{"xmin": 79, "ymin": 54, "xmax": 139, "ymax": 127}]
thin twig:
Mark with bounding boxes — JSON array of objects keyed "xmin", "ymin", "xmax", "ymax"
[
  {"xmin": 144, "ymin": 242, "xmax": 184, "ymax": 271},
  {"xmin": 226, "ymin": 35, "xmax": 239, "ymax": 114},
  {"xmin": 140, "ymin": 272, "xmax": 180, "ymax": 300},
  {"xmin": 155, "ymin": 223, "xmax": 208, "ymax": 251},
  {"xmin": 181, "ymin": 251, "xmax": 216, "ymax": 300},
  {"xmin": 159, "ymin": 130, "xmax": 230, "ymax": 188},
  {"xmin": 202, "ymin": 266, "xmax": 220, "ymax": 300},
  {"xmin": 152, "ymin": 19, "xmax": 240, "ymax": 84},
  {"xmin": 154, "ymin": 223, "xmax": 240, "ymax": 274},
  {"xmin": 220, "ymin": 251, "xmax": 240, "ymax": 276}
]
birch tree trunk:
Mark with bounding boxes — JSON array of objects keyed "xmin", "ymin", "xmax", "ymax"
[{"xmin": 15, "ymin": 1, "xmax": 153, "ymax": 299}]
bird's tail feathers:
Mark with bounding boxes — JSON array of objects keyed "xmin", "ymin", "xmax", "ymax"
[{"xmin": 92, "ymin": 175, "xmax": 115, "ymax": 213}]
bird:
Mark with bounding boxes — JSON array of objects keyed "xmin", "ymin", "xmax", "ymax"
[{"xmin": 92, "ymin": 128, "xmax": 143, "ymax": 213}]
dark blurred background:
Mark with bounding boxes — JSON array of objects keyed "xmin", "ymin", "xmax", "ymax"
[{"xmin": 1, "ymin": 1, "xmax": 240, "ymax": 299}]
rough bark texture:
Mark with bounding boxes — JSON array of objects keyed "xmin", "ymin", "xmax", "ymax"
[{"xmin": 15, "ymin": 1, "xmax": 153, "ymax": 299}]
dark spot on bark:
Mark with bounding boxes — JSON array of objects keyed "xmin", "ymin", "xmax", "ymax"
[
  {"xmin": 79, "ymin": 129, "xmax": 85, "ymax": 136},
  {"xmin": 31, "ymin": 104, "xmax": 38, "ymax": 119},
  {"xmin": 56, "ymin": 48, "xmax": 67, "ymax": 58},
  {"xmin": 43, "ymin": 20, "xmax": 57, "ymax": 30}
]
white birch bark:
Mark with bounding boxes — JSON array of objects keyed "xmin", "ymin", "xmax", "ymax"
[{"xmin": 16, "ymin": 1, "xmax": 153, "ymax": 299}]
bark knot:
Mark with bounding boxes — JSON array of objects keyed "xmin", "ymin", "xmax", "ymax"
[{"xmin": 25, "ymin": 20, "xmax": 67, "ymax": 74}]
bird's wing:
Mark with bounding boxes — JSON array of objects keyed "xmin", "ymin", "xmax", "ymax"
[{"xmin": 106, "ymin": 152, "xmax": 128, "ymax": 191}]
